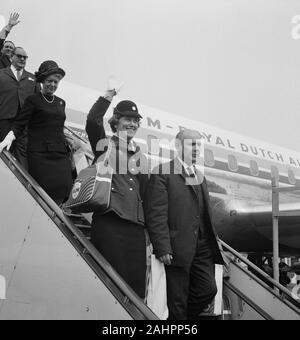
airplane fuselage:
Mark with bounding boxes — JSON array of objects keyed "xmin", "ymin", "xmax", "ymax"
[{"xmin": 63, "ymin": 88, "xmax": 300, "ymax": 257}]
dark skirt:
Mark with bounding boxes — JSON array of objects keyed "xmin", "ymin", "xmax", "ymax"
[
  {"xmin": 28, "ymin": 151, "xmax": 73, "ymax": 205},
  {"xmin": 91, "ymin": 212, "xmax": 146, "ymax": 299}
]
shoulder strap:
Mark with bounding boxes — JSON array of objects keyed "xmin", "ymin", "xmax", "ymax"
[
  {"xmin": 103, "ymin": 139, "xmax": 113, "ymax": 165},
  {"xmin": 96, "ymin": 138, "xmax": 114, "ymax": 165}
]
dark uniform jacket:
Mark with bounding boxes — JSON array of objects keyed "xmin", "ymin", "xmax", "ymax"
[
  {"xmin": 0, "ymin": 67, "xmax": 39, "ymax": 121},
  {"xmin": 86, "ymin": 96, "xmax": 148, "ymax": 226},
  {"xmin": 145, "ymin": 158, "xmax": 224, "ymax": 267}
]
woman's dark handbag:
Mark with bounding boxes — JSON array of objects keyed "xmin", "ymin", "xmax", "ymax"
[{"xmin": 63, "ymin": 142, "xmax": 113, "ymax": 213}]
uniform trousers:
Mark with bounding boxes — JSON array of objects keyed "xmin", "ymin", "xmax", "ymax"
[{"xmin": 165, "ymin": 237, "xmax": 217, "ymax": 320}]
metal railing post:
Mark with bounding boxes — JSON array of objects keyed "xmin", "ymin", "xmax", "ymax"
[{"xmin": 272, "ymin": 177, "xmax": 280, "ymax": 286}]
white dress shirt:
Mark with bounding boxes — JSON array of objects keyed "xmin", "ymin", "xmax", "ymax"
[
  {"xmin": 10, "ymin": 65, "xmax": 23, "ymax": 81},
  {"xmin": 177, "ymin": 156, "xmax": 204, "ymax": 184},
  {"xmin": 177, "ymin": 156, "xmax": 196, "ymax": 176}
]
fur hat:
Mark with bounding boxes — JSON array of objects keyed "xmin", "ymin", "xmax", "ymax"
[{"xmin": 35, "ymin": 60, "xmax": 65, "ymax": 83}]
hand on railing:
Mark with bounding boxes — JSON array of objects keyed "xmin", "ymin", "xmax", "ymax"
[{"xmin": 0, "ymin": 131, "xmax": 16, "ymax": 152}]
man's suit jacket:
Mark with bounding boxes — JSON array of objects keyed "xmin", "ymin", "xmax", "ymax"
[
  {"xmin": 145, "ymin": 158, "xmax": 224, "ymax": 267},
  {"xmin": 0, "ymin": 67, "xmax": 39, "ymax": 121},
  {"xmin": 0, "ymin": 35, "xmax": 11, "ymax": 69},
  {"xmin": 0, "ymin": 55, "xmax": 11, "ymax": 69}
]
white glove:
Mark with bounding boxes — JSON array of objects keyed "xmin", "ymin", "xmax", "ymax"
[
  {"xmin": 104, "ymin": 75, "xmax": 125, "ymax": 102},
  {"xmin": 0, "ymin": 131, "xmax": 16, "ymax": 152},
  {"xmin": 107, "ymin": 75, "xmax": 124, "ymax": 94}
]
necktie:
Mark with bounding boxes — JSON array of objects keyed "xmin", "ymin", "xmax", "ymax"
[
  {"xmin": 193, "ymin": 165, "xmax": 204, "ymax": 184},
  {"xmin": 16, "ymin": 70, "xmax": 22, "ymax": 81},
  {"xmin": 187, "ymin": 165, "xmax": 204, "ymax": 184},
  {"xmin": 185, "ymin": 165, "xmax": 197, "ymax": 186},
  {"xmin": 187, "ymin": 165, "xmax": 196, "ymax": 177}
]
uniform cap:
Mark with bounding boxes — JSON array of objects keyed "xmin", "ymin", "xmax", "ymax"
[{"xmin": 114, "ymin": 100, "xmax": 142, "ymax": 119}]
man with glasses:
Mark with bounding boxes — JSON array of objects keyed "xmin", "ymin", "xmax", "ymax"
[
  {"xmin": 0, "ymin": 13, "xmax": 20, "ymax": 69},
  {"xmin": 0, "ymin": 47, "xmax": 40, "ymax": 168}
]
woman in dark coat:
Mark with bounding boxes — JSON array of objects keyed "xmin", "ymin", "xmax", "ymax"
[
  {"xmin": 86, "ymin": 86, "xmax": 148, "ymax": 299},
  {"xmin": 0, "ymin": 60, "xmax": 73, "ymax": 205}
]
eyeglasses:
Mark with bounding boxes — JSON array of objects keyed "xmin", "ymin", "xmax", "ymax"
[{"xmin": 14, "ymin": 54, "xmax": 28, "ymax": 60}]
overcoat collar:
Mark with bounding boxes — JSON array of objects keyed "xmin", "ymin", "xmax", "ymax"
[
  {"xmin": 173, "ymin": 158, "xmax": 199, "ymax": 197},
  {"xmin": 3, "ymin": 66, "xmax": 29, "ymax": 82}
]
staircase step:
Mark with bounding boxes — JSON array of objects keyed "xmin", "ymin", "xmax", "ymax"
[
  {"xmin": 74, "ymin": 224, "xmax": 91, "ymax": 229},
  {"xmin": 64, "ymin": 210, "xmax": 92, "ymax": 241}
]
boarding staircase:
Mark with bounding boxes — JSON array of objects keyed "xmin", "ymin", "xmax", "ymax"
[
  {"xmin": 221, "ymin": 240, "xmax": 300, "ymax": 320},
  {"xmin": 0, "ymin": 148, "xmax": 158, "ymax": 320},
  {"xmin": 0, "ymin": 128, "xmax": 299, "ymax": 320}
]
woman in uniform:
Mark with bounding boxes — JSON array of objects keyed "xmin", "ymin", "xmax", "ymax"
[{"xmin": 86, "ymin": 86, "xmax": 148, "ymax": 299}]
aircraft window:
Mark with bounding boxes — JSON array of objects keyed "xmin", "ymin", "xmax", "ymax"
[
  {"xmin": 147, "ymin": 135, "xmax": 160, "ymax": 155},
  {"xmin": 204, "ymin": 149, "xmax": 215, "ymax": 167},
  {"xmin": 228, "ymin": 155, "xmax": 238, "ymax": 172},
  {"xmin": 288, "ymin": 169, "xmax": 296, "ymax": 185},
  {"xmin": 271, "ymin": 165, "xmax": 279, "ymax": 181},
  {"xmin": 250, "ymin": 160, "xmax": 259, "ymax": 177}
]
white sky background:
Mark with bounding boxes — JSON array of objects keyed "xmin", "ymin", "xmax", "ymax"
[{"xmin": 1, "ymin": 0, "xmax": 300, "ymax": 151}]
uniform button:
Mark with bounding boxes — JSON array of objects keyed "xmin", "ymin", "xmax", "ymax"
[
  {"xmin": 129, "ymin": 188, "xmax": 133, "ymax": 191},
  {"xmin": 129, "ymin": 178, "xmax": 134, "ymax": 181}
]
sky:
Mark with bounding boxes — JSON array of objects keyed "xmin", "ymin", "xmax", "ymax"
[{"xmin": 1, "ymin": 0, "xmax": 300, "ymax": 151}]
